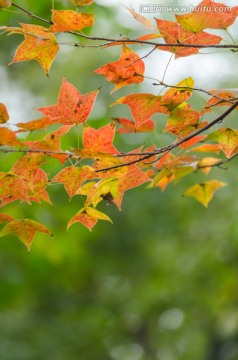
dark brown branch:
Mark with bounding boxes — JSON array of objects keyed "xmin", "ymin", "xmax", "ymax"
[
  {"xmin": 10, "ymin": 3, "xmax": 238, "ymax": 51},
  {"xmin": 94, "ymin": 100, "xmax": 238, "ymax": 172},
  {"xmin": 170, "ymin": 99, "xmax": 238, "ymax": 151},
  {"xmin": 72, "ymin": 32, "xmax": 238, "ymax": 49}
]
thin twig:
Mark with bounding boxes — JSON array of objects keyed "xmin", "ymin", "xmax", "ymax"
[
  {"xmin": 11, "ymin": 2, "xmax": 53, "ymax": 25},
  {"xmin": 197, "ymin": 152, "xmax": 238, "ymax": 169}
]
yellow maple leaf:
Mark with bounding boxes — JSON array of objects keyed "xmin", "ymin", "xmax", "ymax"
[{"xmin": 9, "ymin": 23, "xmax": 59, "ymax": 75}]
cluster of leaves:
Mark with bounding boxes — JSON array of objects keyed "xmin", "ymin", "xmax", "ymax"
[{"xmin": 0, "ymin": 0, "xmax": 238, "ymax": 250}]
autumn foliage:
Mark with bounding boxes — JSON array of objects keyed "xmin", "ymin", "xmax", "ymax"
[{"xmin": 0, "ymin": 0, "xmax": 238, "ymax": 250}]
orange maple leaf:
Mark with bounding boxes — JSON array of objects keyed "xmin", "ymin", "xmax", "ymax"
[
  {"xmin": 0, "ymin": 103, "xmax": 9, "ymax": 123},
  {"xmin": 16, "ymin": 117, "xmax": 58, "ymax": 131},
  {"xmin": 25, "ymin": 125, "xmax": 73, "ymax": 164},
  {"xmin": 189, "ymin": 144, "xmax": 220, "ymax": 154},
  {"xmin": 0, "ymin": 212, "xmax": 14, "ymax": 223},
  {"xmin": 164, "ymin": 103, "xmax": 200, "ymax": 136},
  {"xmin": 113, "ymin": 164, "xmax": 150, "ymax": 210},
  {"xmin": 202, "ymin": 90, "xmax": 238, "ymax": 114},
  {"xmin": 51, "ymin": 165, "xmax": 95, "ymax": 199},
  {"xmin": 113, "ymin": 94, "xmax": 168, "ymax": 127},
  {"xmin": 113, "ymin": 117, "xmax": 155, "ymax": 133},
  {"xmin": 71, "ymin": 0, "xmax": 94, "ymax": 5},
  {"xmin": 0, "ymin": 0, "xmax": 11, "ymax": 8},
  {"xmin": 113, "ymin": 78, "xmax": 194, "ymax": 127},
  {"xmin": 0, "ymin": 154, "xmax": 50, "ymax": 206},
  {"xmin": 0, "ymin": 172, "xmax": 30, "ymax": 204},
  {"xmin": 112, "ymin": 150, "xmax": 151, "ymax": 210},
  {"xmin": 176, "ymin": 0, "xmax": 238, "ymax": 33},
  {"xmin": 179, "ymin": 135, "xmax": 206, "ymax": 150},
  {"xmin": 67, "ymin": 207, "xmax": 112, "ymax": 231},
  {"xmin": 50, "ymin": 10, "xmax": 94, "ymax": 32},
  {"xmin": 37, "ymin": 78, "xmax": 98, "ymax": 125},
  {"xmin": 83, "ymin": 123, "xmax": 119, "ymax": 154},
  {"xmin": 94, "ymin": 44, "xmax": 145, "ymax": 93},
  {"xmin": 198, "ymin": 157, "xmax": 221, "ymax": 174},
  {"xmin": 10, "ymin": 23, "xmax": 59, "ymax": 74},
  {"xmin": 155, "ymin": 19, "xmax": 222, "ymax": 58},
  {"xmin": 0, "ymin": 128, "xmax": 22, "ymax": 146}
]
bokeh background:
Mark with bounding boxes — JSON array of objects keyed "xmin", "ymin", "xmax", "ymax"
[{"xmin": 0, "ymin": 1, "xmax": 238, "ymax": 359}]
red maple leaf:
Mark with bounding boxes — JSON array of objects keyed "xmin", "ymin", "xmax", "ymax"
[
  {"xmin": 37, "ymin": 77, "xmax": 98, "ymax": 125},
  {"xmin": 155, "ymin": 19, "xmax": 222, "ymax": 58},
  {"xmin": 94, "ymin": 44, "xmax": 145, "ymax": 93}
]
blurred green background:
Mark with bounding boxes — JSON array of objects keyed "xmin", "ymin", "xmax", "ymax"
[{"xmin": 1, "ymin": 1, "xmax": 238, "ymax": 359}]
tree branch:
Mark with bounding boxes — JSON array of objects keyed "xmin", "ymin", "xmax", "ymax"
[
  {"xmin": 10, "ymin": 2, "xmax": 238, "ymax": 51},
  {"xmin": 11, "ymin": 2, "xmax": 53, "ymax": 25}
]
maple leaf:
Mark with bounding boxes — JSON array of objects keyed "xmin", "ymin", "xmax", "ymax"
[
  {"xmin": 184, "ymin": 180, "xmax": 226, "ymax": 207},
  {"xmin": 173, "ymin": 166, "xmax": 194, "ymax": 184},
  {"xmin": 202, "ymin": 90, "xmax": 238, "ymax": 114},
  {"xmin": 113, "ymin": 94, "xmax": 168, "ymax": 128},
  {"xmin": 0, "ymin": 218, "xmax": 52, "ymax": 251},
  {"xmin": 0, "ymin": 154, "xmax": 51, "ymax": 206},
  {"xmin": 76, "ymin": 181, "xmax": 96, "ymax": 195},
  {"xmin": 197, "ymin": 157, "xmax": 221, "ymax": 174},
  {"xmin": 152, "ymin": 160, "xmax": 195, "ymax": 188},
  {"xmin": 151, "ymin": 168, "xmax": 174, "ymax": 191},
  {"xmin": 141, "ymin": 144, "xmax": 157, "ymax": 164},
  {"xmin": 189, "ymin": 144, "xmax": 220, "ymax": 154},
  {"xmin": 179, "ymin": 135, "xmax": 206, "ymax": 150},
  {"xmin": 28, "ymin": 168, "xmax": 50, "ymax": 202},
  {"xmin": 71, "ymin": 0, "xmax": 94, "ymax": 5},
  {"xmin": 83, "ymin": 123, "xmax": 119, "ymax": 154},
  {"xmin": 92, "ymin": 153, "xmax": 126, "ymax": 180},
  {"xmin": 94, "ymin": 44, "xmax": 145, "ymax": 93},
  {"xmin": 154, "ymin": 151, "xmax": 176, "ymax": 169},
  {"xmin": 152, "ymin": 168, "xmax": 172, "ymax": 187},
  {"xmin": 207, "ymin": 128, "xmax": 238, "ymax": 158},
  {"xmin": 137, "ymin": 33, "xmax": 163, "ymax": 41},
  {"xmin": 11, "ymin": 153, "xmax": 45, "ymax": 176},
  {"xmin": 124, "ymin": 6, "xmax": 153, "ymax": 29},
  {"xmin": 9, "ymin": 23, "xmax": 59, "ymax": 75},
  {"xmin": 164, "ymin": 103, "xmax": 200, "ymax": 136},
  {"xmin": 0, "ymin": 127, "xmax": 22, "ymax": 146},
  {"xmin": 0, "ymin": 0, "xmax": 11, "ymax": 8},
  {"xmin": 112, "ymin": 151, "xmax": 151, "ymax": 210},
  {"xmin": 0, "ymin": 154, "xmax": 49, "ymax": 206},
  {"xmin": 17, "ymin": 117, "xmax": 57, "ymax": 131},
  {"xmin": 176, "ymin": 0, "xmax": 238, "ymax": 33},
  {"xmin": 0, "ymin": 172, "xmax": 30, "ymax": 204},
  {"xmin": 113, "ymin": 117, "xmax": 155, "ymax": 133},
  {"xmin": 161, "ymin": 77, "xmax": 194, "ymax": 109},
  {"xmin": 50, "ymin": 10, "xmax": 94, "ymax": 32},
  {"xmin": 0, "ymin": 103, "xmax": 9, "ymax": 123},
  {"xmin": 25, "ymin": 125, "xmax": 73, "ymax": 164},
  {"xmin": 67, "ymin": 207, "xmax": 112, "ymax": 231},
  {"xmin": 155, "ymin": 19, "xmax": 222, "ymax": 58},
  {"xmin": 85, "ymin": 177, "xmax": 119, "ymax": 207},
  {"xmin": 0, "ymin": 212, "xmax": 14, "ymax": 223},
  {"xmin": 113, "ymin": 78, "xmax": 194, "ymax": 127},
  {"xmin": 51, "ymin": 165, "xmax": 95, "ymax": 199},
  {"xmin": 37, "ymin": 78, "xmax": 98, "ymax": 125}
]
